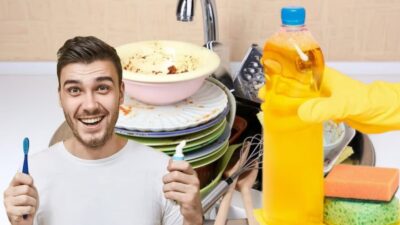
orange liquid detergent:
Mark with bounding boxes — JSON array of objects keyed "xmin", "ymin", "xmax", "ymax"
[{"xmin": 255, "ymin": 26, "xmax": 325, "ymax": 225}]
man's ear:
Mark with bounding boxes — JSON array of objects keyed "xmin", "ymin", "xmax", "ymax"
[
  {"xmin": 58, "ymin": 88, "xmax": 62, "ymax": 107},
  {"xmin": 119, "ymin": 81, "xmax": 125, "ymax": 105}
]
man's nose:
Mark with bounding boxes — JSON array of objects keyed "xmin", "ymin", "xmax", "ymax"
[{"xmin": 82, "ymin": 92, "xmax": 99, "ymax": 114}]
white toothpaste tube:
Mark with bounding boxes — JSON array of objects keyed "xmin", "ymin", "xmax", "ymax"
[{"xmin": 173, "ymin": 140, "xmax": 186, "ymax": 161}]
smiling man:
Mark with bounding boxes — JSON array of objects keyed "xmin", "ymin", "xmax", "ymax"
[{"xmin": 3, "ymin": 36, "xmax": 203, "ymax": 225}]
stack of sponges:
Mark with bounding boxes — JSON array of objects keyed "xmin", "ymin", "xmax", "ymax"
[{"xmin": 324, "ymin": 164, "xmax": 400, "ymax": 225}]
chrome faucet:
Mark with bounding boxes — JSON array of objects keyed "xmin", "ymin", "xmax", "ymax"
[
  {"xmin": 176, "ymin": 0, "xmax": 234, "ymax": 90},
  {"xmin": 176, "ymin": 0, "xmax": 218, "ymax": 45}
]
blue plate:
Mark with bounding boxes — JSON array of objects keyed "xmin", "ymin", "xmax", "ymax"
[{"xmin": 114, "ymin": 106, "xmax": 229, "ymax": 138}]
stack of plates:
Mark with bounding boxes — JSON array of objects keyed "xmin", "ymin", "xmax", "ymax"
[{"xmin": 115, "ymin": 79, "xmax": 232, "ymax": 168}]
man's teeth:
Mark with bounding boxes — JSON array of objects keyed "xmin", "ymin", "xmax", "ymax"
[{"xmin": 81, "ymin": 117, "xmax": 102, "ymax": 124}]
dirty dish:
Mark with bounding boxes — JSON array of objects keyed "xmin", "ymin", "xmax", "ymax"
[
  {"xmin": 154, "ymin": 121, "xmax": 227, "ymax": 152},
  {"xmin": 117, "ymin": 40, "xmax": 220, "ymax": 105},
  {"xmin": 199, "ymin": 144, "xmax": 241, "ymax": 197},
  {"xmin": 324, "ymin": 124, "xmax": 356, "ymax": 174},
  {"xmin": 116, "ymin": 80, "xmax": 228, "ymax": 131},
  {"xmin": 121, "ymin": 119, "xmax": 226, "ymax": 146},
  {"xmin": 324, "ymin": 121, "xmax": 346, "ymax": 155},
  {"xmin": 186, "ymin": 124, "xmax": 231, "ymax": 162},
  {"xmin": 115, "ymin": 106, "xmax": 229, "ymax": 138}
]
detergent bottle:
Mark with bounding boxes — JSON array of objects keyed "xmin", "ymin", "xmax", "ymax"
[{"xmin": 255, "ymin": 6, "xmax": 325, "ymax": 225}]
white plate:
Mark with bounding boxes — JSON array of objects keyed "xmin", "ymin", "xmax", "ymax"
[
  {"xmin": 114, "ymin": 107, "xmax": 228, "ymax": 138},
  {"xmin": 116, "ymin": 80, "xmax": 228, "ymax": 131}
]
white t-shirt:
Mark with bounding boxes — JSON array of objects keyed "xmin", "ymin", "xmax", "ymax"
[{"xmin": 31, "ymin": 140, "xmax": 183, "ymax": 225}]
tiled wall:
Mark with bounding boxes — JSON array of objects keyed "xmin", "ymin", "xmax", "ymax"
[{"xmin": 0, "ymin": 0, "xmax": 399, "ymax": 61}]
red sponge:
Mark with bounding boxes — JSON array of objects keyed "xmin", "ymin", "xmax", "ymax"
[{"xmin": 325, "ymin": 164, "xmax": 399, "ymax": 201}]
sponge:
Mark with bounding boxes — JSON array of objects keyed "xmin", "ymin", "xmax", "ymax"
[
  {"xmin": 325, "ymin": 164, "xmax": 399, "ymax": 201},
  {"xmin": 324, "ymin": 197, "xmax": 399, "ymax": 225},
  {"xmin": 334, "ymin": 146, "xmax": 354, "ymax": 165}
]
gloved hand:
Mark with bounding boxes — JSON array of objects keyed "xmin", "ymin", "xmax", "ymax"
[{"xmin": 298, "ymin": 67, "xmax": 400, "ymax": 133}]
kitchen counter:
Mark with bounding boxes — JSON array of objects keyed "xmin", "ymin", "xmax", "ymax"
[{"xmin": 0, "ymin": 62, "xmax": 400, "ymax": 224}]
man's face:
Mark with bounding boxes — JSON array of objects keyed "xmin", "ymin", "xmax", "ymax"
[{"xmin": 59, "ymin": 60, "xmax": 124, "ymax": 148}]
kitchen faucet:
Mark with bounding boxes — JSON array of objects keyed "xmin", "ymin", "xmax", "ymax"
[
  {"xmin": 176, "ymin": 0, "xmax": 218, "ymax": 45},
  {"xmin": 176, "ymin": 0, "xmax": 234, "ymax": 90}
]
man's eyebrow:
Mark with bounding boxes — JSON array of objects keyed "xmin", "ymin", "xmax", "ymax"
[
  {"xmin": 62, "ymin": 77, "xmax": 114, "ymax": 88},
  {"xmin": 63, "ymin": 80, "xmax": 81, "ymax": 87},
  {"xmin": 96, "ymin": 76, "xmax": 114, "ymax": 83}
]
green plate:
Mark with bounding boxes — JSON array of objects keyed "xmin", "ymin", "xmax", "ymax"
[
  {"xmin": 199, "ymin": 144, "xmax": 242, "ymax": 198},
  {"xmin": 123, "ymin": 118, "xmax": 226, "ymax": 146},
  {"xmin": 154, "ymin": 120, "xmax": 226, "ymax": 152},
  {"xmin": 191, "ymin": 140, "xmax": 229, "ymax": 167}
]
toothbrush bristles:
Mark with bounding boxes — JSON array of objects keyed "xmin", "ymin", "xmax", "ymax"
[{"xmin": 23, "ymin": 137, "xmax": 29, "ymax": 155}]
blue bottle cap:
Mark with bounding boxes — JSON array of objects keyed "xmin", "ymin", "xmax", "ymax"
[{"xmin": 281, "ymin": 6, "xmax": 306, "ymax": 26}]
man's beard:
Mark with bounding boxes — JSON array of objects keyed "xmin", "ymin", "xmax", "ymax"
[{"xmin": 64, "ymin": 106, "xmax": 119, "ymax": 149}]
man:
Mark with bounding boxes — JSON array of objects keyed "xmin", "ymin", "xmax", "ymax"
[{"xmin": 3, "ymin": 36, "xmax": 203, "ymax": 225}]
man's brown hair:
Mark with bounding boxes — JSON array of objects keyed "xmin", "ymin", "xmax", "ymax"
[{"xmin": 56, "ymin": 36, "xmax": 122, "ymax": 89}]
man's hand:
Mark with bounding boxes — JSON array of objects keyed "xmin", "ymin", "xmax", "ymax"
[
  {"xmin": 163, "ymin": 160, "xmax": 203, "ymax": 225},
  {"xmin": 3, "ymin": 172, "xmax": 39, "ymax": 225}
]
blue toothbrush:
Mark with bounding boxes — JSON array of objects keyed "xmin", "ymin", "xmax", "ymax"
[
  {"xmin": 22, "ymin": 137, "xmax": 29, "ymax": 219},
  {"xmin": 22, "ymin": 137, "xmax": 29, "ymax": 175}
]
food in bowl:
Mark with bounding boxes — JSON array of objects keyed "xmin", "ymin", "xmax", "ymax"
[
  {"xmin": 117, "ymin": 40, "xmax": 220, "ymax": 105},
  {"xmin": 122, "ymin": 51, "xmax": 198, "ymax": 75},
  {"xmin": 324, "ymin": 121, "xmax": 346, "ymax": 154}
]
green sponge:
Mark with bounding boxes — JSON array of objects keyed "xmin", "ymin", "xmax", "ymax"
[{"xmin": 324, "ymin": 197, "xmax": 399, "ymax": 225}]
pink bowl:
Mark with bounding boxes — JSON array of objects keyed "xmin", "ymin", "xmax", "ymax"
[
  {"xmin": 123, "ymin": 76, "xmax": 207, "ymax": 105},
  {"xmin": 117, "ymin": 40, "xmax": 220, "ymax": 105}
]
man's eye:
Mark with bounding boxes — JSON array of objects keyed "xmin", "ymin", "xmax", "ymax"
[
  {"xmin": 68, "ymin": 87, "xmax": 81, "ymax": 95},
  {"xmin": 97, "ymin": 85, "xmax": 110, "ymax": 93}
]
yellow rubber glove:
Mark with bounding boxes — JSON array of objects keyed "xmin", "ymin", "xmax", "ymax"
[{"xmin": 298, "ymin": 67, "xmax": 400, "ymax": 133}]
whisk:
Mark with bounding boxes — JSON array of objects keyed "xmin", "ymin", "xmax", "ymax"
[{"xmin": 201, "ymin": 134, "xmax": 263, "ymax": 213}]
